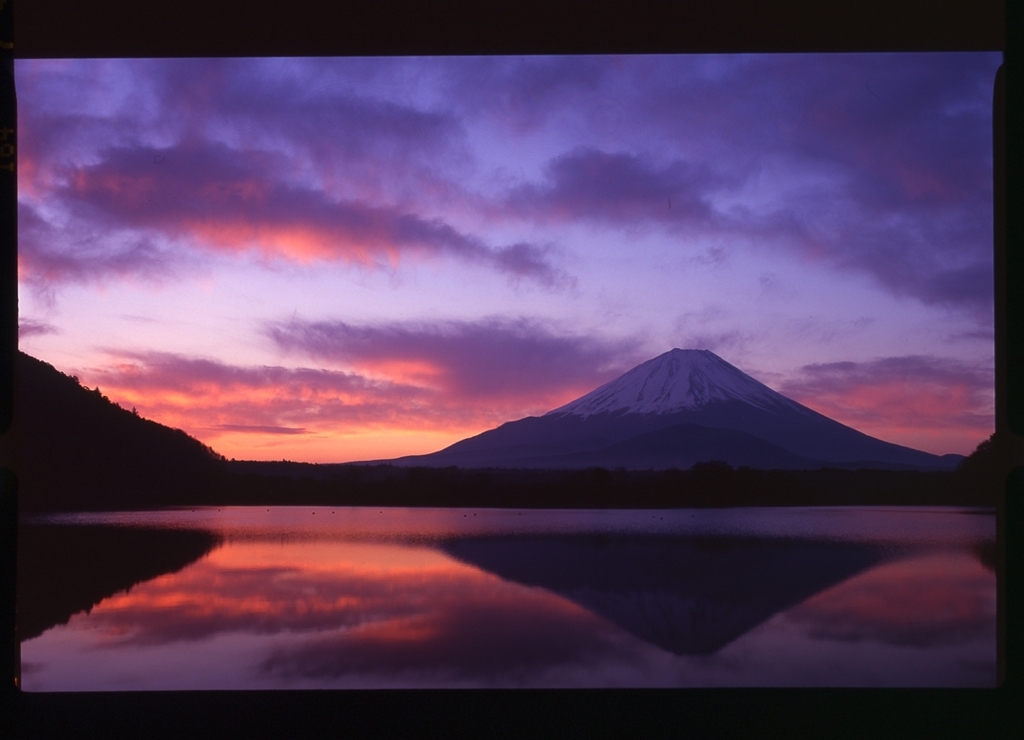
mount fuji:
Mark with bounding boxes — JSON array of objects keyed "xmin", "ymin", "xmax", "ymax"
[{"xmin": 385, "ymin": 349, "xmax": 964, "ymax": 471}]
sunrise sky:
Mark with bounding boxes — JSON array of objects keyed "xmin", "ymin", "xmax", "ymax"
[{"xmin": 15, "ymin": 53, "xmax": 1002, "ymax": 462}]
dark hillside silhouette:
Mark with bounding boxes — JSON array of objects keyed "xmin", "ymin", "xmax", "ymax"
[
  {"xmin": 954, "ymin": 432, "xmax": 1024, "ymax": 496},
  {"xmin": 15, "ymin": 352, "xmax": 226, "ymax": 511},
  {"xmin": 17, "ymin": 523, "xmax": 221, "ymax": 641}
]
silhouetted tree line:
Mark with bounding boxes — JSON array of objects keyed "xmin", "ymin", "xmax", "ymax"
[
  {"xmin": 21, "ymin": 457, "xmax": 998, "ymax": 512},
  {"xmin": 14, "ymin": 351, "xmax": 1000, "ymax": 512},
  {"xmin": 202, "ymin": 459, "xmax": 993, "ymax": 510}
]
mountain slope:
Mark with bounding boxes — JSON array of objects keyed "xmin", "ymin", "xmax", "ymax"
[
  {"xmin": 529, "ymin": 423, "xmax": 826, "ymax": 471},
  {"xmin": 389, "ymin": 349, "xmax": 962, "ymax": 471},
  {"xmin": 14, "ymin": 352, "xmax": 226, "ymax": 511}
]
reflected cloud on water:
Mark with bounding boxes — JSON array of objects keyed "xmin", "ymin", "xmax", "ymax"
[
  {"xmin": 19, "ymin": 507, "xmax": 997, "ymax": 689},
  {"xmin": 785, "ymin": 550, "xmax": 996, "ymax": 647}
]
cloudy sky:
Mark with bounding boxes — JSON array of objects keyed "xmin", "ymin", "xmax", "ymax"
[{"xmin": 16, "ymin": 54, "xmax": 1001, "ymax": 462}]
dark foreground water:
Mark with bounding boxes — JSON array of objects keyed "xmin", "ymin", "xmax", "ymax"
[{"xmin": 19, "ymin": 506, "xmax": 996, "ymax": 689}]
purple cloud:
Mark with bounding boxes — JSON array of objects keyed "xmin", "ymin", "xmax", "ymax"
[
  {"xmin": 265, "ymin": 317, "xmax": 640, "ymax": 406},
  {"xmin": 25, "ymin": 140, "xmax": 566, "ymax": 287},
  {"xmin": 647, "ymin": 53, "xmax": 999, "ymax": 315},
  {"xmin": 82, "ymin": 351, "xmax": 433, "ymax": 432},
  {"xmin": 505, "ymin": 147, "xmax": 723, "ymax": 225},
  {"xmin": 19, "ymin": 54, "xmax": 1000, "ymax": 315},
  {"xmin": 491, "ymin": 243, "xmax": 573, "ymax": 288},
  {"xmin": 502, "ymin": 137, "xmax": 994, "ymax": 315},
  {"xmin": 778, "ymin": 355, "xmax": 994, "ymax": 447},
  {"xmin": 18, "ymin": 201, "xmax": 179, "ymax": 294},
  {"xmin": 17, "ymin": 318, "xmax": 58, "ymax": 339},
  {"xmin": 17, "ymin": 59, "xmax": 571, "ymax": 290},
  {"xmin": 18, "ymin": 59, "xmax": 466, "ymax": 201},
  {"xmin": 150, "ymin": 58, "xmax": 463, "ymax": 167},
  {"xmin": 443, "ymin": 56, "xmax": 613, "ymax": 134},
  {"xmin": 486, "ymin": 54, "xmax": 999, "ymax": 315},
  {"xmin": 784, "ymin": 355, "xmax": 992, "ymax": 395}
]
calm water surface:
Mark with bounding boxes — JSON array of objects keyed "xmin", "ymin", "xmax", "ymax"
[{"xmin": 19, "ymin": 506, "xmax": 996, "ymax": 689}]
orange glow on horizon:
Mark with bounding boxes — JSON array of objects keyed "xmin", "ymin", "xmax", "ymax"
[
  {"xmin": 93, "ymin": 387, "xmax": 484, "ymax": 461},
  {"xmin": 205, "ymin": 427, "xmax": 473, "ymax": 463},
  {"xmin": 85, "ymin": 365, "xmax": 574, "ymax": 463}
]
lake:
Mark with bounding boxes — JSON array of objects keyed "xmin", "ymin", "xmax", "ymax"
[{"xmin": 18, "ymin": 506, "xmax": 997, "ymax": 689}]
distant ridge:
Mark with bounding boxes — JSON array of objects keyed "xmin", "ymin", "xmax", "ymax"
[{"xmin": 385, "ymin": 349, "xmax": 964, "ymax": 471}]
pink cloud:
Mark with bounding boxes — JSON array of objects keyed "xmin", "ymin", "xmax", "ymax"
[
  {"xmin": 25, "ymin": 141, "xmax": 567, "ymax": 288},
  {"xmin": 779, "ymin": 355, "xmax": 993, "ymax": 455},
  {"xmin": 81, "ymin": 350, "xmax": 432, "ymax": 430},
  {"xmin": 17, "ymin": 202, "xmax": 179, "ymax": 292},
  {"xmin": 265, "ymin": 317, "xmax": 640, "ymax": 407},
  {"xmin": 504, "ymin": 147, "xmax": 722, "ymax": 225},
  {"xmin": 69, "ymin": 321, "xmax": 639, "ymax": 459}
]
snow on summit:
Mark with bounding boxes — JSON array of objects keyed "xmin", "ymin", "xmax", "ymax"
[{"xmin": 547, "ymin": 349, "xmax": 794, "ymax": 417}]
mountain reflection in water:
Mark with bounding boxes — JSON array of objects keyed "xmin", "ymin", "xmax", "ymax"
[
  {"xmin": 17, "ymin": 523, "xmax": 222, "ymax": 641},
  {"xmin": 18, "ymin": 507, "xmax": 996, "ymax": 689},
  {"xmin": 440, "ymin": 535, "xmax": 889, "ymax": 655}
]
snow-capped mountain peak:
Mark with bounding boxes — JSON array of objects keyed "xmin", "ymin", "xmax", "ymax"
[
  {"xmin": 384, "ymin": 347, "xmax": 958, "ymax": 471},
  {"xmin": 546, "ymin": 349, "xmax": 793, "ymax": 418}
]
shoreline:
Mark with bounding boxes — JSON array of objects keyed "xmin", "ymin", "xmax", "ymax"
[{"xmin": 18, "ymin": 462, "xmax": 998, "ymax": 514}]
